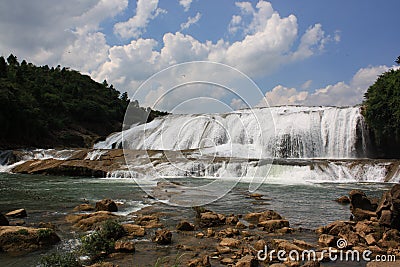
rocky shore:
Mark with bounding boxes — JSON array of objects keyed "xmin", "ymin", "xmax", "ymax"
[{"xmin": 1, "ymin": 183, "xmax": 400, "ymax": 266}]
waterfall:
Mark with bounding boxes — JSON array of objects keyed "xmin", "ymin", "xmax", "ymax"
[{"xmin": 95, "ymin": 106, "xmax": 368, "ymax": 159}]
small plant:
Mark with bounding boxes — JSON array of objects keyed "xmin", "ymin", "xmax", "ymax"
[
  {"xmin": 16, "ymin": 228, "xmax": 29, "ymax": 235},
  {"xmin": 37, "ymin": 228, "xmax": 54, "ymax": 239},
  {"xmin": 39, "ymin": 251, "xmax": 81, "ymax": 267},
  {"xmin": 99, "ymin": 219, "xmax": 126, "ymax": 240}
]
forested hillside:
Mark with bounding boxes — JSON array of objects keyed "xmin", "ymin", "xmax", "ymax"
[{"xmin": 0, "ymin": 54, "xmax": 164, "ymax": 149}]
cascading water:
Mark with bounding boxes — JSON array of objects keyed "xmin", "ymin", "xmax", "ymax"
[{"xmin": 95, "ymin": 106, "xmax": 368, "ymax": 159}]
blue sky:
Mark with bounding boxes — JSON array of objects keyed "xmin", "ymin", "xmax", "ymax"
[{"xmin": 0, "ymin": 0, "xmax": 399, "ymax": 112}]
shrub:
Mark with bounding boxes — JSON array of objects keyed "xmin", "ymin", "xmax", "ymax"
[{"xmin": 39, "ymin": 251, "xmax": 81, "ymax": 267}]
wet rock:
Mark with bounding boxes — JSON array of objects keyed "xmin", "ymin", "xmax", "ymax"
[
  {"xmin": 219, "ymin": 237, "xmax": 241, "ymax": 248},
  {"xmin": 293, "ymin": 239, "xmax": 314, "ymax": 249},
  {"xmin": 226, "ymin": 215, "xmax": 239, "ymax": 225},
  {"xmin": 352, "ymin": 208, "xmax": 376, "ymax": 221},
  {"xmin": 376, "ymin": 184, "xmax": 400, "ymax": 230},
  {"xmin": 244, "ymin": 210, "xmax": 282, "ymax": 223},
  {"xmin": 0, "ymin": 226, "xmax": 60, "ymax": 253},
  {"xmin": 176, "ymin": 220, "xmax": 195, "ymax": 231},
  {"xmin": 236, "ymin": 221, "xmax": 247, "ymax": 229},
  {"xmin": 198, "ymin": 211, "xmax": 226, "ymax": 227},
  {"xmin": 188, "ymin": 255, "xmax": 211, "ymax": 267},
  {"xmin": 95, "ymin": 199, "xmax": 118, "ymax": 212},
  {"xmin": 153, "ymin": 229, "xmax": 172, "ymax": 245},
  {"xmin": 379, "ymin": 210, "xmax": 392, "ymax": 226},
  {"xmin": 0, "ymin": 214, "xmax": 9, "ymax": 226},
  {"xmin": 73, "ymin": 203, "xmax": 95, "ymax": 212},
  {"xmin": 9, "ymin": 220, "xmax": 25, "ymax": 226},
  {"xmin": 235, "ymin": 255, "xmax": 257, "ymax": 267},
  {"xmin": 258, "ymin": 219, "xmax": 289, "ymax": 232},
  {"xmin": 335, "ymin": 196, "xmax": 350, "ymax": 204},
  {"xmin": 136, "ymin": 215, "xmax": 163, "ymax": 229},
  {"xmin": 114, "ymin": 240, "xmax": 135, "ymax": 252},
  {"xmin": 254, "ymin": 239, "xmax": 267, "ymax": 251},
  {"xmin": 87, "ymin": 262, "xmax": 117, "ymax": 267},
  {"xmin": 220, "ymin": 257, "xmax": 235, "ymax": 265},
  {"xmin": 217, "ymin": 245, "xmax": 232, "ymax": 254},
  {"xmin": 5, "ymin": 209, "xmax": 27, "ymax": 218},
  {"xmin": 122, "ymin": 224, "xmax": 145, "ymax": 237}
]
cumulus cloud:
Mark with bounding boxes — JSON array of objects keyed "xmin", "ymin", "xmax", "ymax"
[
  {"xmin": 179, "ymin": 0, "xmax": 193, "ymax": 12},
  {"xmin": 259, "ymin": 65, "xmax": 399, "ymax": 107},
  {"xmin": 113, "ymin": 0, "xmax": 166, "ymax": 39},
  {"xmin": 180, "ymin": 12, "xmax": 202, "ymax": 31},
  {"xmin": 301, "ymin": 80, "xmax": 312, "ymax": 89}
]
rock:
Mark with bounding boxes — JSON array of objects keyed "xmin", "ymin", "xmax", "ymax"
[
  {"xmin": 153, "ymin": 229, "xmax": 172, "ymax": 245},
  {"xmin": 219, "ymin": 237, "xmax": 240, "ymax": 248},
  {"xmin": 349, "ymin": 189, "xmax": 375, "ymax": 211},
  {"xmin": 5, "ymin": 209, "xmax": 27, "ymax": 218},
  {"xmin": 301, "ymin": 261, "xmax": 320, "ymax": 267},
  {"xmin": 217, "ymin": 245, "xmax": 231, "ymax": 254},
  {"xmin": 236, "ymin": 221, "xmax": 247, "ymax": 229},
  {"xmin": 226, "ymin": 215, "xmax": 239, "ymax": 225},
  {"xmin": 114, "ymin": 240, "xmax": 135, "ymax": 252},
  {"xmin": 379, "ymin": 209, "xmax": 392, "ymax": 226},
  {"xmin": 206, "ymin": 228, "xmax": 214, "ymax": 237},
  {"xmin": 377, "ymin": 191, "xmax": 392, "ymax": 215},
  {"xmin": 0, "ymin": 214, "xmax": 9, "ymax": 226},
  {"xmin": 366, "ymin": 262, "xmax": 399, "ymax": 267},
  {"xmin": 73, "ymin": 203, "xmax": 95, "ymax": 212},
  {"xmin": 269, "ymin": 264, "xmax": 286, "ymax": 267},
  {"xmin": 318, "ymin": 234, "xmax": 336, "ymax": 247},
  {"xmin": 258, "ymin": 219, "xmax": 289, "ymax": 232},
  {"xmin": 198, "ymin": 211, "xmax": 226, "ymax": 227},
  {"xmin": 196, "ymin": 232, "xmax": 205, "ymax": 238},
  {"xmin": 188, "ymin": 255, "xmax": 211, "ymax": 267},
  {"xmin": 254, "ymin": 239, "xmax": 267, "ymax": 251},
  {"xmin": 335, "ymin": 196, "xmax": 350, "ymax": 204},
  {"xmin": 95, "ymin": 199, "xmax": 118, "ymax": 212},
  {"xmin": 244, "ymin": 210, "xmax": 282, "ymax": 223},
  {"xmin": 122, "ymin": 224, "xmax": 145, "ymax": 237},
  {"xmin": 87, "ymin": 262, "xmax": 117, "ymax": 267},
  {"xmin": 352, "ymin": 208, "xmax": 376, "ymax": 221},
  {"xmin": 66, "ymin": 211, "xmax": 118, "ymax": 231},
  {"xmin": 235, "ymin": 255, "xmax": 257, "ymax": 267},
  {"xmin": 0, "ymin": 226, "xmax": 60, "ymax": 253},
  {"xmin": 382, "ymin": 229, "xmax": 400, "ymax": 243},
  {"xmin": 10, "ymin": 220, "xmax": 25, "ymax": 226},
  {"xmin": 364, "ymin": 234, "xmax": 377, "ymax": 245},
  {"xmin": 293, "ymin": 239, "xmax": 314, "ymax": 249},
  {"xmin": 176, "ymin": 220, "xmax": 195, "ymax": 231},
  {"xmin": 220, "ymin": 258, "xmax": 235, "ymax": 265},
  {"xmin": 136, "ymin": 215, "xmax": 163, "ymax": 228}
]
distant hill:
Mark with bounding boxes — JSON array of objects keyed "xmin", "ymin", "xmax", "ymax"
[{"xmin": 0, "ymin": 54, "xmax": 167, "ymax": 149}]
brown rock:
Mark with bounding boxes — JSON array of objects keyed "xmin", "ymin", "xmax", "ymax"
[
  {"xmin": 258, "ymin": 219, "xmax": 289, "ymax": 232},
  {"xmin": 293, "ymin": 239, "xmax": 314, "ymax": 249},
  {"xmin": 221, "ymin": 257, "xmax": 235, "ymax": 265},
  {"xmin": 136, "ymin": 215, "xmax": 163, "ymax": 228},
  {"xmin": 122, "ymin": 224, "xmax": 145, "ymax": 237},
  {"xmin": 0, "ymin": 214, "xmax": 9, "ymax": 226},
  {"xmin": 352, "ymin": 208, "xmax": 376, "ymax": 221},
  {"xmin": 5, "ymin": 209, "xmax": 27, "ymax": 218},
  {"xmin": 87, "ymin": 262, "xmax": 117, "ymax": 267},
  {"xmin": 349, "ymin": 189, "xmax": 374, "ymax": 211},
  {"xmin": 217, "ymin": 245, "xmax": 231, "ymax": 254},
  {"xmin": 318, "ymin": 234, "xmax": 336, "ymax": 247},
  {"xmin": 379, "ymin": 210, "xmax": 392, "ymax": 226},
  {"xmin": 244, "ymin": 210, "xmax": 282, "ymax": 223},
  {"xmin": 114, "ymin": 240, "xmax": 135, "ymax": 252},
  {"xmin": 73, "ymin": 203, "xmax": 95, "ymax": 212},
  {"xmin": 95, "ymin": 199, "xmax": 118, "ymax": 212},
  {"xmin": 176, "ymin": 220, "xmax": 195, "ymax": 231},
  {"xmin": 153, "ymin": 229, "xmax": 172, "ymax": 245},
  {"xmin": 0, "ymin": 226, "xmax": 60, "ymax": 253},
  {"xmin": 198, "ymin": 211, "xmax": 226, "ymax": 227},
  {"xmin": 335, "ymin": 196, "xmax": 350, "ymax": 204},
  {"xmin": 254, "ymin": 239, "xmax": 267, "ymax": 251},
  {"xmin": 236, "ymin": 221, "xmax": 247, "ymax": 229},
  {"xmin": 226, "ymin": 215, "xmax": 239, "ymax": 225},
  {"xmin": 188, "ymin": 255, "xmax": 211, "ymax": 267},
  {"xmin": 364, "ymin": 234, "xmax": 377, "ymax": 245},
  {"xmin": 301, "ymin": 261, "xmax": 320, "ymax": 267},
  {"xmin": 235, "ymin": 255, "xmax": 257, "ymax": 267},
  {"xmin": 219, "ymin": 237, "xmax": 240, "ymax": 248},
  {"xmin": 66, "ymin": 211, "xmax": 118, "ymax": 231}
]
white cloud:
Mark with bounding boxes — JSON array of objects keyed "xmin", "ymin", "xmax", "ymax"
[
  {"xmin": 301, "ymin": 80, "xmax": 312, "ymax": 89},
  {"xmin": 230, "ymin": 98, "xmax": 247, "ymax": 110},
  {"xmin": 113, "ymin": 0, "xmax": 166, "ymax": 39},
  {"xmin": 260, "ymin": 85, "xmax": 308, "ymax": 106},
  {"xmin": 180, "ymin": 12, "xmax": 202, "ymax": 31},
  {"xmin": 258, "ymin": 65, "xmax": 399, "ymax": 107},
  {"xmin": 179, "ymin": 0, "xmax": 193, "ymax": 12},
  {"xmin": 228, "ymin": 15, "xmax": 242, "ymax": 34}
]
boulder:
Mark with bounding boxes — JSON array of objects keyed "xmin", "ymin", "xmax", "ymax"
[
  {"xmin": 254, "ymin": 239, "xmax": 267, "ymax": 251},
  {"xmin": 73, "ymin": 203, "xmax": 95, "ymax": 212},
  {"xmin": 188, "ymin": 255, "xmax": 211, "ymax": 267},
  {"xmin": 318, "ymin": 234, "xmax": 336, "ymax": 247},
  {"xmin": 0, "ymin": 226, "xmax": 60, "ymax": 253},
  {"xmin": 66, "ymin": 211, "xmax": 118, "ymax": 231},
  {"xmin": 258, "ymin": 219, "xmax": 289, "ymax": 232},
  {"xmin": 226, "ymin": 215, "xmax": 239, "ymax": 225},
  {"xmin": 219, "ymin": 237, "xmax": 240, "ymax": 248},
  {"xmin": 349, "ymin": 190, "xmax": 375, "ymax": 211},
  {"xmin": 235, "ymin": 255, "xmax": 258, "ymax": 267},
  {"xmin": 114, "ymin": 240, "xmax": 135, "ymax": 252},
  {"xmin": 198, "ymin": 211, "xmax": 225, "ymax": 227},
  {"xmin": 136, "ymin": 215, "xmax": 163, "ymax": 229},
  {"xmin": 153, "ymin": 229, "xmax": 172, "ymax": 245},
  {"xmin": 352, "ymin": 208, "xmax": 376, "ymax": 221},
  {"xmin": 5, "ymin": 209, "xmax": 27, "ymax": 218},
  {"xmin": 95, "ymin": 199, "xmax": 118, "ymax": 212},
  {"xmin": 335, "ymin": 196, "xmax": 350, "ymax": 204},
  {"xmin": 244, "ymin": 210, "xmax": 282, "ymax": 223},
  {"xmin": 0, "ymin": 214, "xmax": 9, "ymax": 226},
  {"xmin": 176, "ymin": 220, "xmax": 195, "ymax": 231},
  {"xmin": 122, "ymin": 224, "xmax": 145, "ymax": 237}
]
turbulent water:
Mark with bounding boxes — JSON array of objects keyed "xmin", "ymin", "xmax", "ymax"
[{"xmin": 95, "ymin": 106, "xmax": 368, "ymax": 159}]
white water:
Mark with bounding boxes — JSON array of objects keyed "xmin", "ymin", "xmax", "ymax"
[{"xmin": 95, "ymin": 106, "xmax": 368, "ymax": 159}]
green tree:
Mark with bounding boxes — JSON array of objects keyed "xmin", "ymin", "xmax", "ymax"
[{"xmin": 363, "ymin": 64, "xmax": 400, "ymax": 157}]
